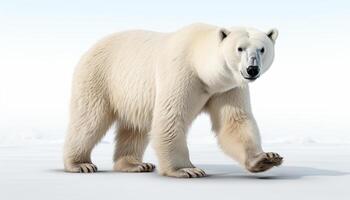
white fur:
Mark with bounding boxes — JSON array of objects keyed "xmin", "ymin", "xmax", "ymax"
[{"xmin": 63, "ymin": 23, "xmax": 281, "ymax": 177}]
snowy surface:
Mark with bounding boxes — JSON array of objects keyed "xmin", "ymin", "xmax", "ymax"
[
  {"xmin": 1, "ymin": 141, "xmax": 349, "ymax": 200},
  {"xmin": 0, "ymin": 113, "xmax": 349, "ymax": 200}
]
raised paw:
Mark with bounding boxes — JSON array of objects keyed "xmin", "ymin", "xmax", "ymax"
[
  {"xmin": 65, "ymin": 163, "xmax": 98, "ymax": 173},
  {"xmin": 246, "ymin": 152, "xmax": 283, "ymax": 173},
  {"xmin": 164, "ymin": 167, "xmax": 207, "ymax": 178},
  {"xmin": 114, "ymin": 162, "xmax": 156, "ymax": 173}
]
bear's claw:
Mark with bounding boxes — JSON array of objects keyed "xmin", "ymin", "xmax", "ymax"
[
  {"xmin": 79, "ymin": 163, "xmax": 98, "ymax": 173},
  {"xmin": 65, "ymin": 163, "xmax": 98, "ymax": 173},
  {"xmin": 136, "ymin": 163, "xmax": 156, "ymax": 172}
]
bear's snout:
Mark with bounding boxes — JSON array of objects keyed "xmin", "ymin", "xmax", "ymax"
[{"xmin": 246, "ymin": 65, "xmax": 260, "ymax": 78}]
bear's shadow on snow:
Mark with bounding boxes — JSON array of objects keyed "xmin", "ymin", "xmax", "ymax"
[
  {"xmin": 199, "ymin": 164, "xmax": 349, "ymax": 180},
  {"xmin": 52, "ymin": 165, "xmax": 348, "ymax": 180}
]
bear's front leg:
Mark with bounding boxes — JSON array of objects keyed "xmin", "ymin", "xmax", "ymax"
[
  {"xmin": 206, "ymin": 86, "xmax": 283, "ymax": 173},
  {"xmin": 152, "ymin": 125, "xmax": 206, "ymax": 178},
  {"xmin": 151, "ymin": 72, "xmax": 209, "ymax": 178}
]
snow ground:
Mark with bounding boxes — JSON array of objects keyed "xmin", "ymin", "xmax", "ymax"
[{"xmin": 0, "ymin": 142, "xmax": 349, "ymax": 200}]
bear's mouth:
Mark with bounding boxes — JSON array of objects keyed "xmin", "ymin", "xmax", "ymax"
[{"xmin": 245, "ymin": 76, "xmax": 259, "ymax": 81}]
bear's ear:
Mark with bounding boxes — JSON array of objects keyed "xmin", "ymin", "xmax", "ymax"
[
  {"xmin": 266, "ymin": 28, "xmax": 279, "ymax": 43},
  {"xmin": 218, "ymin": 28, "xmax": 230, "ymax": 41}
]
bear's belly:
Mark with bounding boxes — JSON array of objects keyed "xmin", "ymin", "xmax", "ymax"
[{"xmin": 109, "ymin": 66, "xmax": 156, "ymax": 132}]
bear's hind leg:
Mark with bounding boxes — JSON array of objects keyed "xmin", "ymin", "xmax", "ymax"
[
  {"xmin": 63, "ymin": 99, "xmax": 114, "ymax": 173},
  {"xmin": 113, "ymin": 125, "xmax": 155, "ymax": 172}
]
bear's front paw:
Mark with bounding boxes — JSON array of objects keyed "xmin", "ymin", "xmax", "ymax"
[
  {"xmin": 246, "ymin": 152, "xmax": 283, "ymax": 173},
  {"xmin": 114, "ymin": 162, "xmax": 156, "ymax": 173},
  {"xmin": 163, "ymin": 167, "xmax": 207, "ymax": 178}
]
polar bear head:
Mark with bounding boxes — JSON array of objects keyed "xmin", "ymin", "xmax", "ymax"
[{"xmin": 219, "ymin": 27, "xmax": 278, "ymax": 83}]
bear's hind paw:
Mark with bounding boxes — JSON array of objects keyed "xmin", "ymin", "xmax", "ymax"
[{"xmin": 65, "ymin": 163, "xmax": 98, "ymax": 173}]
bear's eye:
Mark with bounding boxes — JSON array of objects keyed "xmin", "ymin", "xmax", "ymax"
[
  {"xmin": 260, "ymin": 47, "xmax": 265, "ymax": 54},
  {"xmin": 237, "ymin": 47, "xmax": 243, "ymax": 52}
]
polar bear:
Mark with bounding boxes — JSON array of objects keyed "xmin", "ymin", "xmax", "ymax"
[{"xmin": 63, "ymin": 23, "xmax": 282, "ymax": 178}]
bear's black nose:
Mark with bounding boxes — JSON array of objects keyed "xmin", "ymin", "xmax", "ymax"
[{"xmin": 247, "ymin": 65, "xmax": 260, "ymax": 77}]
